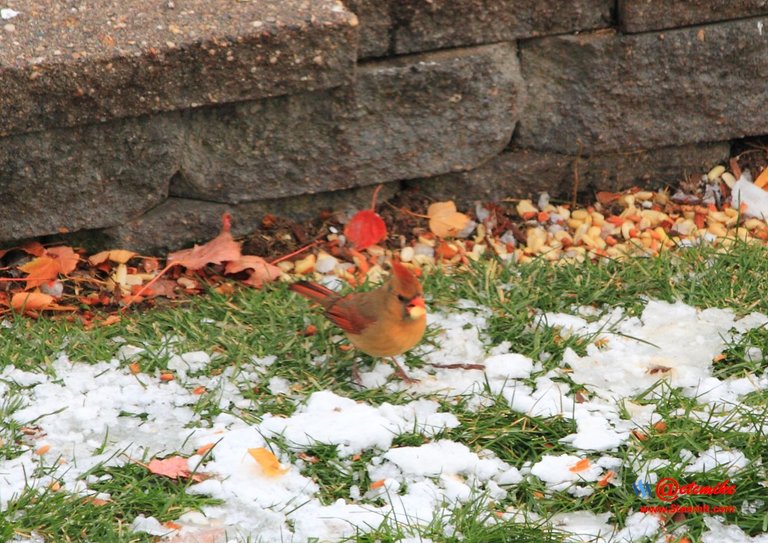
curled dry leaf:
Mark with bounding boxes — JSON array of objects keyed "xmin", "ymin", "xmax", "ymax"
[
  {"xmin": 427, "ymin": 201, "xmax": 470, "ymax": 238},
  {"xmin": 248, "ymin": 447, "xmax": 288, "ymax": 477},
  {"xmin": 225, "ymin": 255, "xmax": 282, "ymax": 288},
  {"xmin": 168, "ymin": 213, "xmax": 241, "ymax": 270}
]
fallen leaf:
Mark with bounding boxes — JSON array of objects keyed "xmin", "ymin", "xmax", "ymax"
[
  {"xmin": 163, "ymin": 521, "xmax": 181, "ymax": 530},
  {"xmin": 597, "ymin": 470, "xmax": 616, "ymax": 487},
  {"xmin": 35, "ymin": 444, "xmax": 51, "ymax": 455},
  {"xmin": 344, "ymin": 209, "xmax": 387, "ymax": 250},
  {"xmin": 596, "ymin": 191, "xmax": 622, "ymax": 205},
  {"xmin": 46, "ymin": 246, "xmax": 79, "ymax": 274},
  {"xmin": 569, "ymin": 458, "xmax": 591, "ymax": 472},
  {"xmin": 196, "ymin": 443, "xmax": 214, "ymax": 456},
  {"xmin": 147, "ymin": 456, "xmax": 191, "ymax": 480},
  {"xmin": 11, "ymin": 291, "xmax": 54, "ymax": 312},
  {"xmin": 19, "ymin": 256, "xmax": 60, "ymax": 289},
  {"xmin": 755, "ymin": 167, "xmax": 768, "ymax": 189},
  {"xmin": 370, "ymin": 479, "xmax": 385, "ymax": 489},
  {"xmin": 248, "ymin": 447, "xmax": 288, "ymax": 477},
  {"xmin": 225, "ymin": 255, "xmax": 282, "ymax": 288},
  {"xmin": 168, "ymin": 213, "xmax": 241, "ymax": 270},
  {"xmin": 89, "ymin": 249, "xmax": 137, "ymax": 266},
  {"xmin": 427, "ymin": 201, "xmax": 470, "ymax": 238},
  {"xmin": 99, "ymin": 315, "xmax": 121, "ymax": 327},
  {"xmin": 129, "ymin": 362, "xmax": 141, "ymax": 374},
  {"xmin": 19, "ymin": 246, "xmax": 79, "ymax": 289},
  {"xmin": 20, "ymin": 241, "xmax": 46, "ymax": 257},
  {"xmin": 83, "ymin": 496, "xmax": 110, "ymax": 507}
]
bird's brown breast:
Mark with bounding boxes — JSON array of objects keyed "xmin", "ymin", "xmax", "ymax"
[{"xmin": 346, "ymin": 314, "xmax": 426, "ymax": 357}]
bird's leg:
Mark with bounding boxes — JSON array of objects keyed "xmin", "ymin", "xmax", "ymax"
[
  {"xmin": 351, "ymin": 358, "xmax": 363, "ymax": 386},
  {"xmin": 388, "ymin": 356, "xmax": 418, "ymax": 383}
]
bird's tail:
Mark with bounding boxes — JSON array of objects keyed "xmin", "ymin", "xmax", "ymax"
[{"xmin": 289, "ymin": 281, "xmax": 337, "ymax": 305}]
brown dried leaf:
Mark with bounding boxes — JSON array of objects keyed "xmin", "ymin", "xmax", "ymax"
[
  {"xmin": 427, "ymin": 201, "xmax": 470, "ymax": 238},
  {"xmin": 168, "ymin": 213, "xmax": 241, "ymax": 270},
  {"xmin": 225, "ymin": 255, "xmax": 282, "ymax": 288}
]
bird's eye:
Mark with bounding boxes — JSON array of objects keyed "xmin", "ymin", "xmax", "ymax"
[{"xmin": 397, "ymin": 294, "xmax": 409, "ymax": 303}]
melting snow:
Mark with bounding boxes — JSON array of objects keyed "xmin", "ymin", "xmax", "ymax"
[{"xmin": 2, "ymin": 298, "xmax": 766, "ymax": 542}]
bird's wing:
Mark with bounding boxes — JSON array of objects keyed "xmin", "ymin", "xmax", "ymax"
[{"xmin": 324, "ymin": 295, "xmax": 377, "ymax": 334}]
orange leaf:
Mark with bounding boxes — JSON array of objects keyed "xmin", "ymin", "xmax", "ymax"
[
  {"xmin": 569, "ymin": 458, "xmax": 591, "ymax": 472},
  {"xmin": 20, "ymin": 241, "xmax": 46, "ymax": 257},
  {"xmin": 344, "ymin": 209, "xmax": 387, "ymax": 250},
  {"xmin": 12, "ymin": 291, "xmax": 54, "ymax": 312},
  {"xmin": 755, "ymin": 167, "xmax": 768, "ymax": 189},
  {"xmin": 370, "ymin": 479, "xmax": 386, "ymax": 489},
  {"xmin": 596, "ymin": 191, "xmax": 622, "ymax": 205},
  {"xmin": 192, "ymin": 386, "xmax": 206, "ymax": 395},
  {"xmin": 100, "ymin": 315, "xmax": 121, "ymax": 327},
  {"xmin": 36, "ymin": 444, "xmax": 51, "ymax": 455},
  {"xmin": 168, "ymin": 213, "xmax": 241, "ymax": 270},
  {"xmin": 196, "ymin": 443, "xmax": 214, "ymax": 456},
  {"xmin": 160, "ymin": 372, "xmax": 175, "ymax": 381},
  {"xmin": 129, "ymin": 362, "xmax": 141, "ymax": 374},
  {"xmin": 248, "ymin": 447, "xmax": 288, "ymax": 477},
  {"xmin": 427, "ymin": 201, "xmax": 470, "ymax": 238},
  {"xmin": 225, "ymin": 255, "xmax": 282, "ymax": 288},
  {"xmin": 19, "ymin": 256, "xmax": 60, "ymax": 289},
  {"xmin": 163, "ymin": 521, "xmax": 181, "ymax": 530},
  {"xmin": 597, "ymin": 470, "xmax": 616, "ymax": 487},
  {"xmin": 147, "ymin": 456, "xmax": 191, "ymax": 479},
  {"xmin": 46, "ymin": 246, "xmax": 79, "ymax": 274}
]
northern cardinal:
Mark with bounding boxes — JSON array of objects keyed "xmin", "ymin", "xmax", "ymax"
[{"xmin": 290, "ymin": 261, "xmax": 426, "ymax": 381}]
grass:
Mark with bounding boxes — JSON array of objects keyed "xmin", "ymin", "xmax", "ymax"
[{"xmin": 2, "ymin": 241, "xmax": 768, "ymax": 541}]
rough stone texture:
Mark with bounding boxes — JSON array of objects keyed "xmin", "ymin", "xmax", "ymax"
[
  {"xmin": 0, "ymin": 0, "xmax": 358, "ymax": 137},
  {"xmin": 407, "ymin": 142, "xmax": 731, "ymax": 207},
  {"xmin": 87, "ymin": 183, "xmax": 400, "ymax": 254},
  {"xmin": 172, "ymin": 43, "xmax": 522, "ymax": 204},
  {"xmin": 343, "ymin": 0, "xmax": 613, "ymax": 58},
  {"xmin": 0, "ymin": 115, "xmax": 180, "ymax": 241},
  {"xmin": 516, "ymin": 19, "xmax": 768, "ymax": 154},
  {"xmin": 619, "ymin": 0, "xmax": 768, "ymax": 33}
]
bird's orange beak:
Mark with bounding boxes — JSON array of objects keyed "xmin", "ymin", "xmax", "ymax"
[{"xmin": 407, "ymin": 296, "xmax": 426, "ymax": 318}]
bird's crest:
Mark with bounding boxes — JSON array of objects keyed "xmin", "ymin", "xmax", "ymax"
[{"xmin": 391, "ymin": 261, "xmax": 421, "ymax": 295}]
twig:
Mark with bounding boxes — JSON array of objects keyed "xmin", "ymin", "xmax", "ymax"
[
  {"xmin": 370, "ymin": 184, "xmax": 384, "ymax": 210},
  {"xmin": 270, "ymin": 240, "xmax": 321, "ymax": 265},
  {"xmin": 121, "ymin": 262, "xmax": 177, "ymax": 310},
  {"xmin": 571, "ymin": 141, "xmax": 584, "ymax": 209},
  {"xmin": 428, "ymin": 362, "xmax": 486, "ymax": 370}
]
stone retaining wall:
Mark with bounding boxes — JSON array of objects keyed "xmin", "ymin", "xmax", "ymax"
[{"xmin": 0, "ymin": 0, "xmax": 763, "ymax": 253}]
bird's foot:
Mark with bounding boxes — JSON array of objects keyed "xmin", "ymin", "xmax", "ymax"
[{"xmin": 389, "ymin": 357, "xmax": 418, "ymax": 384}]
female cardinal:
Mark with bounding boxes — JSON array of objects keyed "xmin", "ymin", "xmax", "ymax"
[{"xmin": 289, "ymin": 261, "xmax": 426, "ymax": 381}]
